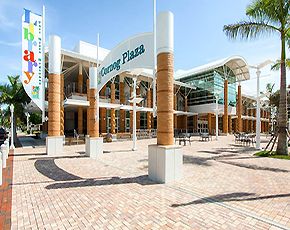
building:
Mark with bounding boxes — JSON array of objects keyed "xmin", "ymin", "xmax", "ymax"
[{"xmin": 35, "ymin": 41, "xmax": 270, "ymax": 137}]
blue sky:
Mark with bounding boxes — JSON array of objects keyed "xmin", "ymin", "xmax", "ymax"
[{"xmin": 0, "ymin": 0, "xmax": 288, "ymax": 96}]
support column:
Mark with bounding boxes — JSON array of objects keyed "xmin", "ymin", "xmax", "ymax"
[
  {"xmin": 193, "ymin": 115, "xmax": 198, "ymax": 133},
  {"xmin": 147, "ymin": 88, "xmax": 152, "ymax": 129},
  {"xmin": 228, "ymin": 116, "xmax": 232, "ymax": 134},
  {"xmin": 78, "ymin": 65, "xmax": 83, "ymax": 93},
  {"xmin": 86, "ymin": 78, "xmax": 90, "ymax": 135},
  {"xmin": 237, "ymin": 84, "xmax": 242, "ymax": 132},
  {"xmin": 174, "ymin": 94, "xmax": 177, "ymax": 129},
  {"xmin": 119, "ymin": 79, "xmax": 126, "ymax": 132},
  {"xmin": 208, "ymin": 113, "xmax": 212, "ymax": 134},
  {"xmin": 46, "ymin": 35, "xmax": 63, "ymax": 156},
  {"xmin": 223, "ymin": 79, "xmax": 228, "ymax": 134},
  {"xmin": 110, "ymin": 82, "xmax": 116, "ymax": 134},
  {"xmin": 184, "ymin": 96, "xmax": 188, "ymax": 131},
  {"xmin": 78, "ymin": 107, "xmax": 83, "ymax": 134},
  {"xmin": 130, "ymin": 86, "xmax": 133, "ymax": 133},
  {"xmin": 78, "ymin": 60, "xmax": 84, "ymax": 135},
  {"xmin": 85, "ymin": 67, "xmax": 103, "ymax": 159},
  {"xmin": 245, "ymin": 108, "xmax": 249, "ymax": 132},
  {"xmin": 136, "ymin": 87, "xmax": 141, "ymax": 129},
  {"xmin": 253, "ymin": 108, "xmax": 256, "ymax": 132},
  {"xmin": 149, "ymin": 11, "xmax": 182, "ymax": 183},
  {"xmin": 60, "ymin": 74, "xmax": 64, "ymax": 136},
  {"xmin": 100, "ymin": 87, "xmax": 106, "ymax": 133}
]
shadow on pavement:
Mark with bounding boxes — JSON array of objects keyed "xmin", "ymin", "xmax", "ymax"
[
  {"xmin": 45, "ymin": 175, "xmax": 158, "ymax": 189},
  {"xmin": 218, "ymin": 160, "xmax": 289, "ymax": 173},
  {"xmin": 34, "ymin": 158, "xmax": 158, "ymax": 189},
  {"xmin": 183, "ymin": 155, "xmax": 212, "ymax": 166},
  {"xmin": 171, "ymin": 192, "xmax": 290, "ymax": 207},
  {"xmin": 34, "ymin": 159, "xmax": 83, "ymax": 181}
]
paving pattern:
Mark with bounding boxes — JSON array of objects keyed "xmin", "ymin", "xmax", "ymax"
[
  {"xmin": 0, "ymin": 151, "xmax": 14, "ymax": 230},
  {"xmin": 7, "ymin": 135, "xmax": 290, "ymax": 229}
]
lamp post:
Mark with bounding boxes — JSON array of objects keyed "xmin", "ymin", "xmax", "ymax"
[
  {"xmin": 214, "ymin": 90, "xmax": 222, "ymax": 141},
  {"xmin": 132, "ymin": 77, "xmax": 137, "ymax": 151},
  {"xmin": 10, "ymin": 104, "xmax": 15, "ymax": 150},
  {"xmin": 249, "ymin": 60, "xmax": 272, "ymax": 149},
  {"xmin": 25, "ymin": 112, "xmax": 30, "ymax": 132},
  {"xmin": 129, "ymin": 69, "xmax": 144, "ymax": 151},
  {"xmin": 215, "ymin": 96, "xmax": 219, "ymax": 140}
]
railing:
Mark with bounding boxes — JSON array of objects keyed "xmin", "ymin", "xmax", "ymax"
[{"xmin": 136, "ymin": 129, "xmax": 157, "ymax": 139}]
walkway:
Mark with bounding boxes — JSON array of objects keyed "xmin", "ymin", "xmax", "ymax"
[{"xmin": 8, "ymin": 136, "xmax": 290, "ymax": 229}]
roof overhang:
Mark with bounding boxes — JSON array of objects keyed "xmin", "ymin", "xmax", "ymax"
[{"xmin": 175, "ymin": 56, "xmax": 250, "ymax": 82}]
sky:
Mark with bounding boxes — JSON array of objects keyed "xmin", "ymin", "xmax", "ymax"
[{"xmin": 0, "ymin": 0, "xmax": 288, "ymax": 97}]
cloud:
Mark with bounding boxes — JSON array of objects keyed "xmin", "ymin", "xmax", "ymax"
[
  {"xmin": 0, "ymin": 14, "xmax": 17, "ymax": 30},
  {"xmin": 0, "ymin": 40, "xmax": 21, "ymax": 47}
]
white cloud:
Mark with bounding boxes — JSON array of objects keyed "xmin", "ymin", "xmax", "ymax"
[
  {"xmin": 0, "ymin": 40, "xmax": 21, "ymax": 47},
  {"xmin": 0, "ymin": 14, "xmax": 17, "ymax": 30}
]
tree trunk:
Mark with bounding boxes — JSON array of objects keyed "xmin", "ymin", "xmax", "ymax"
[{"xmin": 276, "ymin": 33, "xmax": 289, "ymax": 155}]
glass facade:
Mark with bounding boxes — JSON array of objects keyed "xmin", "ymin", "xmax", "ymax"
[{"xmin": 178, "ymin": 66, "xmax": 237, "ymax": 107}]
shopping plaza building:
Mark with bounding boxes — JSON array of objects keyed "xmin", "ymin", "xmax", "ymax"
[{"xmin": 37, "ymin": 40, "xmax": 270, "ymax": 137}]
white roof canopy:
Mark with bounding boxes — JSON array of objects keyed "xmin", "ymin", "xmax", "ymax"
[{"xmin": 175, "ymin": 56, "xmax": 250, "ymax": 82}]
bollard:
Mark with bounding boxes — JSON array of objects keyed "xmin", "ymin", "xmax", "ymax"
[
  {"xmin": 3, "ymin": 141, "xmax": 9, "ymax": 160},
  {"xmin": 4, "ymin": 139, "xmax": 9, "ymax": 159},
  {"xmin": 0, "ymin": 151, "xmax": 2, "ymax": 186},
  {"xmin": 1, "ymin": 144, "xmax": 6, "ymax": 169}
]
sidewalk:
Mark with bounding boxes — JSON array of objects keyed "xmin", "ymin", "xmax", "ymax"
[{"xmin": 7, "ymin": 135, "xmax": 290, "ymax": 229}]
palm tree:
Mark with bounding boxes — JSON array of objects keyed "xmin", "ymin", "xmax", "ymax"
[
  {"xmin": 0, "ymin": 75, "xmax": 30, "ymax": 146},
  {"xmin": 223, "ymin": 0, "xmax": 289, "ymax": 155}
]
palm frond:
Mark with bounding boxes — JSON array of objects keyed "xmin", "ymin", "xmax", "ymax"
[
  {"xmin": 223, "ymin": 21, "xmax": 278, "ymax": 41},
  {"xmin": 246, "ymin": 0, "xmax": 281, "ymax": 26},
  {"xmin": 271, "ymin": 59, "xmax": 290, "ymax": 71}
]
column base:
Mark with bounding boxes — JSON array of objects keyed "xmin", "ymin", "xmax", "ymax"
[
  {"xmin": 46, "ymin": 136, "xmax": 64, "ymax": 156},
  {"xmin": 85, "ymin": 136, "xmax": 103, "ymax": 159},
  {"xmin": 148, "ymin": 144, "xmax": 183, "ymax": 183}
]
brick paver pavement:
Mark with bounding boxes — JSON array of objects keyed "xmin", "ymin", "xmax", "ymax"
[
  {"xmin": 0, "ymin": 151, "xmax": 14, "ymax": 230},
  {"xmin": 8, "ymin": 135, "xmax": 290, "ymax": 229}
]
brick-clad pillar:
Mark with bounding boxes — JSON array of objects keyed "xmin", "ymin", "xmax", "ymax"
[
  {"xmin": 249, "ymin": 109, "xmax": 252, "ymax": 132},
  {"xmin": 78, "ymin": 107, "xmax": 83, "ymax": 134},
  {"xmin": 223, "ymin": 79, "xmax": 228, "ymax": 134},
  {"xmin": 48, "ymin": 75, "xmax": 60, "ymax": 136},
  {"xmin": 86, "ymin": 78, "xmax": 90, "ymax": 135},
  {"xmin": 78, "ymin": 73, "xmax": 83, "ymax": 93},
  {"xmin": 253, "ymin": 108, "xmax": 256, "ymax": 132},
  {"xmin": 136, "ymin": 87, "xmax": 141, "ymax": 129},
  {"xmin": 228, "ymin": 116, "xmax": 232, "ymax": 134},
  {"xmin": 157, "ymin": 52, "xmax": 174, "ymax": 145},
  {"xmin": 88, "ymin": 69, "xmax": 99, "ymax": 137},
  {"xmin": 47, "ymin": 35, "xmax": 63, "ymax": 155},
  {"xmin": 148, "ymin": 11, "xmax": 181, "ymax": 183},
  {"xmin": 78, "ymin": 64, "xmax": 84, "ymax": 134},
  {"xmin": 89, "ymin": 88, "xmax": 98, "ymax": 137},
  {"xmin": 110, "ymin": 83, "xmax": 116, "ymax": 134},
  {"xmin": 147, "ymin": 89, "xmax": 152, "ymax": 129},
  {"xmin": 100, "ymin": 87, "xmax": 106, "ymax": 133},
  {"xmin": 119, "ymin": 80, "xmax": 125, "ymax": 132},
  {"xmin": 245, "ymin": 108, "xmax": 249, "ymax": 132},
  {"xmin": 60, "ymin": 74, "xmax": 64, "ymax": 136},
  {"xmin": 207, "ymin": 113, "xmax": 212, "ymax": 134},
  {"xmin": 193, "ymin": 115, "xmax": 198, "ymax": 133},
  {"xmin": 237, "ymin": 84, "xmax": 242, "ymax": 132}
]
